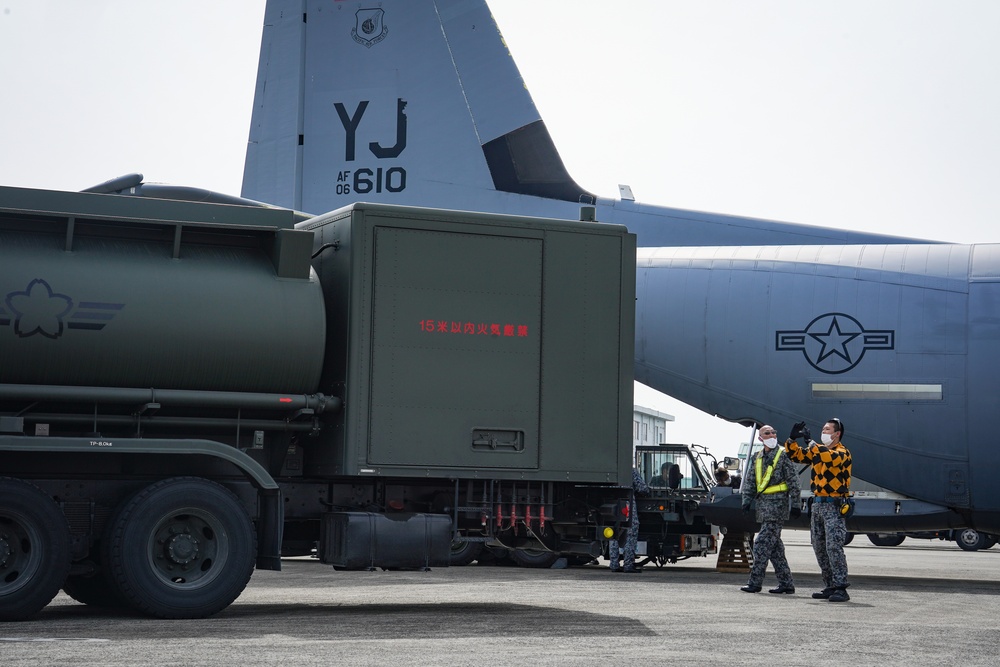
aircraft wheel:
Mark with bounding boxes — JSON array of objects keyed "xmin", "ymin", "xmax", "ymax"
[
  {"xmin": 843, "ymin": 532, "xmax": 855, "ymax": 545},
  {"xmin": 448, "ymin": 539, "xmax": 483, "ymax": 566},
  {"xmin": 867, "ymin": 533, "xmax": 906, "ymax": 547},
  {"xmin": 104, "ymin": 477, "xmax": 256, "ymax": 618},
  {"xmin": 0, "ymin": 477, "xmax": 72, "ymax": 621},
  {"xmin": 955, "ymin": 528, "xmax": 988, "ymax": 552},
  {"xmin": 511, "ymin": 547, "xmax": 560, "ymax": 568}
]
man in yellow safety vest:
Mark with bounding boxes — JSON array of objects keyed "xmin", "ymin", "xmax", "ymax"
[{"xmin": 740, "ymin": 425, "xmax": 801, "ymax": 594}]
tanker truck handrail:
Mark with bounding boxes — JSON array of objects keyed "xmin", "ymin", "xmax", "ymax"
[
  {"xmin": 1, "ymin": 183, "xmax": 300, "ymax": 231},
  {"xmin": 80, "ymin": 174, "xmax": 314, "ymax": 223},
  {"xmin": 0, "ymin": 383, "xmax": 341, "ymax": 414}
]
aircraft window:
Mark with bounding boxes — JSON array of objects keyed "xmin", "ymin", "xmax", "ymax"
[{"xmin": 812, "ymin": 383, "xmax": 942, "ymax": 400}]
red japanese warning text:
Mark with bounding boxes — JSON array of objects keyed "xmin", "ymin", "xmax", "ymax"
[{"xmin": 419, "ymin": 320, "xmax": 528, "ymax": 337}]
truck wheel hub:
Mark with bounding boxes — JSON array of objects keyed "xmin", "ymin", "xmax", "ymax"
[{"xmin": 166, "ymin": 534, "xmax": 200, "ymax": 564}]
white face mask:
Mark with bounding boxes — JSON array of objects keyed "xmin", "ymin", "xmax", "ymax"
[
  {"xmin": 821, "ymin": 433, "xmax": 834, "ymax": 445},
  {"xmin": 763, "ymin": 437, "xmax": 778, "ymax": 449}
]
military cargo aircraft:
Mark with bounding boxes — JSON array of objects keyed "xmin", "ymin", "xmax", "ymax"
[
  {"xmin": 229, "ymin": 0, "xmax": 1000, "ymax": 530},
  {"xmin": 4, "ymin": 1, "xmax": 998, "ymax": 534},
  {"xmin": 233, "ymin": 0, "xmax": 1000, "ymax": 534}
]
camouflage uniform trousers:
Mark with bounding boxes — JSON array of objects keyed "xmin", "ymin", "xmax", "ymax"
[
  {"xmin": 747, "ymin": 520, "xmax": 793, "ymax": 588},
  {"xmin": 811, "ymin": 501, "xmax": 849, "ymax": 588},
  {"xmin": 609, "ymin": 501, "xmax": 639, "ymax": 571}
]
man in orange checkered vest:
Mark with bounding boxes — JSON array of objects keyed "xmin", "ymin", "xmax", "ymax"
[{"xmin": 785, "ymin": 418, "xmax": 853, "ymax": 602}]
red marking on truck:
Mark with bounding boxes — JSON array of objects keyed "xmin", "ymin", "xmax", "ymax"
[{"xmin": 418, "ymin": 320, "xmax": 529, "ymax": 337}]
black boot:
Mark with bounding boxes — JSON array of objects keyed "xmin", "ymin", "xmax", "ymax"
[
  {"xmin": 811, "ymin": 587, "xmax": 835, "ymax": 599},
  {"xmin": 828, "ymin": 587, "xmax": 851, "ymax": 602}
]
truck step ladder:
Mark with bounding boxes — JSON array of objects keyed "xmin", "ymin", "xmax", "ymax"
[{"xmin": 715, "ymin": 532, "xmax": 753, "ymax": 572}]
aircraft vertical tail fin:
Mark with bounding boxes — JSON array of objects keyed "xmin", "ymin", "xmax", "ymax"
[{"xmin": 242, "ymin": 0, "xmax": 590, "ymax": 214}]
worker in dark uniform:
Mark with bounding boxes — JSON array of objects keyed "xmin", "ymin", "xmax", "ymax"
[
  {"xmin": 740, "ymin": 425, "xmax": 800, "ymax": 594},
  {"xmin": 649, "ymin": 462, "xmax": 683, "ymax": 490},
  {"xmin": 609, "ymin": 468, "xmax": 649, "ymax": 573},
  {"xmin": 786, "ymin": 418, "xmax": 853, "ymax": 602},
  {"xmin": 715, "ymin": 466, "xmax": 741, "ymax": 490},
  {"xmin": 648, "ymin": 462, "xmax": 671, "ymax": 488}
]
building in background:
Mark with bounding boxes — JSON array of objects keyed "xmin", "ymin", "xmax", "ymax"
[
  {"xmin": 737, "ymin": 441, "xmax": 753, "ymax": 462},
  {"xmin": 633, "ymin": 405, "xmax": 674, "ymax": 449}
]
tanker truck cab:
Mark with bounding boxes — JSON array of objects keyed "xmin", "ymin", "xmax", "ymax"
[{"xmin": 0, "ymin": 187, "xmax": 637, "ymax": 620}]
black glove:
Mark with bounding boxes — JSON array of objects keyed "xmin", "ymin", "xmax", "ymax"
[
  {"xmin": 801, "ymin": 425, "xmax": 812, "ymax": 442},
  {"xmin": 788, "ymin": 421, "xmax": 806, "ymax": 440},
  {"xmin": 789, "ymin": 507, "xmax": 802, "ymax": 519},
  {"xmin": 742, "ymin": 501, "xmax": 752, "ymax": 515}
]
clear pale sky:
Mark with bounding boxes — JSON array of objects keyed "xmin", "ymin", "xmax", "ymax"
[{"xmin": 2, "ymin": 1, "xmax": 998, "ymax": 461}]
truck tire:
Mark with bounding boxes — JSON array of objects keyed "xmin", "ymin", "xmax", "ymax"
[
  {"xmin": 955, "ymin": 528, "xmax": 989, "ymax": 552},
  {"xmin": 511, "ymin": 548, "xmax": 560, "ymax": 568},
  {"xmin": 64, "ymin": 529, "xmax": 128, "ymax": 608},
  {"xmin": 449, "ymin": 539, "xmax": 483, "ymax": 566},
  {"xmin": 478, "ymin": 544, "xmax": 514, "ymax": 565},
  {"xmin": 62, "ymin": 570, "xmax": 128, "ymax": 608},
  {"xmin": 0, "ymin": 477, "xmax": 72, "ymax": 621},
  {"xmin": 104, "ymin": 477, "xmax": 257, "ymax": 618},
  {"xmin": 62, "ymin": 546, "xmax": 128, "ymax": 610},
  {"xmin": 867, "ymin": 533, "xmax": 906, "ymax": 547}
]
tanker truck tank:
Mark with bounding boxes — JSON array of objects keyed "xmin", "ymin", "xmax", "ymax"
[{"xmin": 0, "ymin": 186, "xmax": 326, "ymax": 395}]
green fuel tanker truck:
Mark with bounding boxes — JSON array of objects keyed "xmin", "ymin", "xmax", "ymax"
[{"xmin": 0, "ymin": 186, "xmax": 637, "ymax": 620}]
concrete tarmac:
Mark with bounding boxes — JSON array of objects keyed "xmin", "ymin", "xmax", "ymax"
[{"xmin": 2, "ymin": 531, "xmax": 999, "ymax": 666}]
